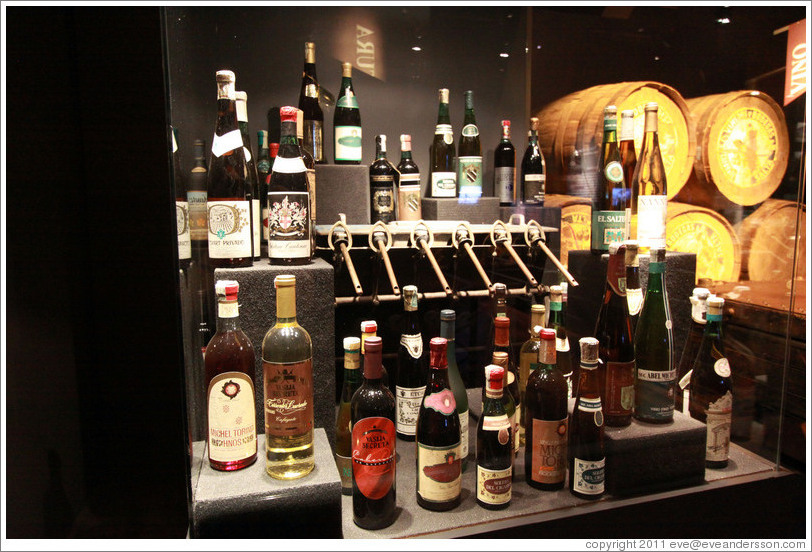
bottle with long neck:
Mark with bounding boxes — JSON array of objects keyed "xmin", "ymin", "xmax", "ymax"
[
  {"xmin": 396, "ymin": 285, "xmax": 427, "ymax": 441},
  {"xmin": 634, "ymin": 247, "xmax": 675, "ymax": 423},
  {"xmin": 236, "ymin": 91, "xmax": 261, "ymax": 260},
  {"xmin": 429, "ymin": 88, "xmax": 456, "ymax": 197},
  {"xmin": 172, "ymin": 127, "xmax": 191, "ymax": 270},
  {"xmin": 416, "ymin": 338, "xmax": 462, "ymax": 511},
  {"xmin": 351, "ymin": 336, "xmax": 396, "ymax": 529},
  {"xmin": 440, "ymin": 309, "xmax": 469, "ymax": 472},
  {"xmin": 298, "ymin": 41, "xmax": 324, "ymax": 163},
  {"xmin": 676, "ymin": 287, "xmax": 710, "ymax": 413},
  {"xmin": 336, "ymin": 337, "xmax": 362, "ymax": 495},
  {"xmin": 619, "ymin": 109, "xmax": 637, "ymax": 232},
  {"xmin": 495, "ymin": 119, "xmax": 516, "ymax": 206},
  {"xmin": 549, "ymin": 285, "xmax": 575, "ymax": 399},
  {"xmin": 206, "ymin": 70, "xmax": 252, "ymax": 268},
  {"xmin": 396, "ymin": 134, "xmax": 421, "ymax": 221},
  {"xmin": 188, "ymin": 138, "xmax": 208, "ymax": 257},
  {"xmin": 519, "ymin": 304, "xmax": 546, "ymax": 442},
  {"xmin": 457, "ymin": 90, "xmax": 482, "ymax": 200},
  {"xmin": 205, "ymin": 280, "xmax": 257, "ymax": 471},
  {"xmin": 333, "ymin": 61, "xmax": 362, "ymax": 165},
  {"xmin": 361, "ymin": 320, "xmax": 388, "ymax": 389},
  {"xmin": 494, "ymin": 316, "xmax": 520, "ymax": 456},
  {"xmin": 521, "ymin": 117, "xmax": 546, "ymax": 205},
  {"xmin": 629, "ymin": 102, "xmax": 667, "ymax": 252},
  {"xmin": 595, "ymin": 242, "xmax": 635, "ymax": 427},
  {"xmin": 689, "ymin": 297, "xmax": 733, "ymax": 469},
  {"xmin": 261, "ymin": 275, "xmax": 314, "ymax": 479},
  {"xmin": 487, "ymin": 282, "xmax": 509, "ymax": 358},
  {"xmin": 256, "ymin": 130, "xmax": 271, "ymax": 254},
  {"xmin": 625, "ymin": 240, "xmax": 643, "ymax": 335},
  {"xmin": 476, "ymin": 364, "xmax": 512, "ymax": 510},
  {"xmin": 296, "ymin": 109, "xmax": 317, "ymax": 243},
  {"xmin": 492, "ymin": 351, "xmax": 516, "ymax": 466},
  {"xmin": 369, "ymin": 134, "xmax": 397, "ymax": 224},
  {"xmin": 525, "ymin": 328, "xmax": 568, "ymax": 490},
  {"xmin": 592, "ymin": 105, "xmax": 626, "ymax": 253},
  {"xmin": 570, "ymin": 337, "xmax": 605, "ymax": 500}
]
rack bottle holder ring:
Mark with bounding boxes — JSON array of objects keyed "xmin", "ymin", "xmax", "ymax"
[
  {"xmin": 489, "ymin": 219, "xmax": 512, "ymax": 248},
  {"xmin": 367, "ymin": 220, "xmax": 393, "ymax": 253},
  {"xmin": 524, "ymin": 219, "xmax": 544, "ymax": 247},
  {"xmin": 451, "ymin": 221, "xmax": 476, "ymax": 249},
  {"xmin": 327, "ymin": 219, "xmax": 353, "ymax": 251},
  {"xmin": 409, "ymin": 220, "xmax": 435, "ymax": 249}
]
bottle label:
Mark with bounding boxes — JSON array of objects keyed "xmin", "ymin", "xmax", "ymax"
[
  {"xmin": 637, "ymin": 194, "xmax": 667, "ymax": 249},
  {"xmin": 605, "ymin": 360, "xmax": 635, "ymax": 417},
  {"xmin": 207, "ymin": 200, "xmax": 252, "ymax": 259},
  {"xmin": 637, "ymin": 368, "xmax": 677, "ymax": 382},
  {"xmin": 336, "ymin": 93, "xmax": 359, "ymax": 109},
  {"xmin": 556, "ymin": 336, "xmax": 571, "ymax": 353},
  {"xmin": 636, "ymin": 360, "xmax": 676, "ymax": 421},
  {"xmin": 242, "ymin": 146, "xmax": 252, "ymax": 163},
  {"xmin": 417, "ymin": 442, "xmax": 462, "ymax": 503},
  {"xmin": 477, "ymin": 465, "xmax": 512, "ymax": 505},
  {"xmin": 626, "ymin": 288, "xmax": 644, "ymax": 316},
  {"xmin": 303, "ymin": 120, "xmax": 323, "ymax": 163},
  {"xmin": 263, "ymin": 358, "xmax": 313, "ymax": 437},
  {"xmin": 578, "ymin": 396, "xmax": 604, "ymax": 426},
  {"xmin": 261, "ymin": 204, "xmax": 269, "ymax": 242},
  {"xmin": 304, "ymin": 83, "xmax": 318, "ymax": 99},
  {"xmin": 271, "ymin": 156, "xmax": 308, "ymax": 174},
  {"xmin": 187, "ymin": 191, "xmax": 208, "ymax": 241},
  {"xmin": 461, "ymin": 124, "xmax": 479, "ymax": 137},
  {"xmin": 399, "ymin": 333, "xmax": 423, "ymax": 359},
  {"xmin": 483, "ymin": 412, "xmax": 511, "ymax": 434},
  {"xmin": 459, "ymin": 409, "xmax": 469, "ymax": 458},
  {"xmin": 530, "ymin": 418, "xmax": 568, "ymax": 485},
  {"xmin": 435, "ymin": 123, "xmax": 453, "ymax": 145},
  {"xmin": 371, "ymin": 185, "xmax": 394, "ymax": 216},
  {"xmin": 267, "ymin": 192, "xmax": 311, "ymax": 259},
  {"xmin": 217, "ymin": 301, "xmax": 239, "ymax": 319},
  {"xmin": 705, "ymin": 391, "xmax": 732, "ymax": 462},
  {"xmin": 395, "ymin": 386, "xmax": 425, "ymax": 436},
  {"xmin": 607, "ymin": 250, "xmax": 627, "ymax": 297},
  {"xmin": 351, "ymin": 416, "xmax": 396, "ymax": 500},
  {"xmin": 431, "ymin": 171, "xmax": 457, "ymax": 197},
  {"xmin": 573, "ymin": 457, "xmax": 605, "ymax": 495},
  {"xmin": 207, "ymin": 371, "xmax": 257, "ymax": 463},
  {"xmin": 252, "ymin": 198, "xmax": 260, "ymax": 257},
  {"xmin": 714, "ymin": 358, "xmax": 731, "ymax": 378},
  {"xmin": 176, "ymin": 201, "xmax": 191, "ymax": 260},
  {"xmin": 495, "ymin": 166, "xmax": 515, "ymax": 203},
  {"xmin": 211, "ymin": 129, "xmax": 244, "ymax": 158},
  {"xmin": 591, "ymin": 210, "xmax": 626, "ymax": 251},
  {"xmin": 457, "ymin": 156, "xmax": 483, "ymax": 198},
  {"xmin": 604, "ymin": 160, "xmax": 624, "ymax": 183},
  {"xmin": 307, "ymin": 169, "xmax": 316, "ymax": 222},
  {"xmin": 336, "ymin": 453, "xmax": 353, "ymax": 492},
  {"xmin": 397, "ymin": 177, "xmax": 422, "ymax": 221},
  {"xmin": 523, "ymin": 173, "xmax": 546, "ymax": 203},
  {"xmin": 423, "ymin": 389, "xmax": 457, "ymax": 415},
  {"xmin": 334, "ymin": 126, "xmax": 362, "ymax": 161}
]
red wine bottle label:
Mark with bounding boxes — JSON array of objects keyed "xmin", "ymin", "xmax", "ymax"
[
  {"xmin": 530, "ymin": 418, "xmax": 568, "ymax": 485},
  {"xmin": 477, "ymin": 465, "xmax": 512, "ymax": 505},
  {"xmin": 211, "ymin": 129, "xmax": 244, "ymax": 158},
  {"xmin": 397, "ymin": 179, "xmax": 422, "ymax": 221},
  {"xmin": 523, "ymin": 173, "xmax": 546, "ymax": 204},
  {"xmin": 417, "ymin": 442, "xmax": 462, "ymax": 503},
  {"xmin": 605, "ymin": 360, "xmax": 635, "ymax": 417},
  {"xmin": 176, "ymin": 201, "xmax": 191, "ymax": 260},
  {"xmin": 207, "ymin": 201, "xmax": 252, "ymax": 259},
  {"xmin": 261, "ymin": 204, "xmax": 270, "ymax": 242},
  {"xmin": 334, "ymin": 126, "xmax": 362, "ymax": 161},
  {"xmin": 262, "ymin": 358, "xmax": 313, "ymax": 437},
  {"xmin": 395, "ymin": 386, "xmax": 424, "ymax": 436},
  {"xmin": 607, "ymin": 250, "xmax": 627, "ymax": 296},
  {"xmin": 705, "ymin": 391, "xmax": 732, "ymax": 462},
  {"xmin": 207, "ymin": 372, "xmax": 257, "ymax": 463},
  {"xmin": 371, "ymin": 180, "xmax": 395, "ymax": 216},
  {"xmin": 267, "ymin": 192, "xmax": 311, "ymax": 259},
  {"xmin": 351, "ymin": 417, "xmax": 396, "ymax": 500},
  {"xmin": 423, "ymin": 389, "xmax": 456, "ymax": 415},
  {"xmin": 572, "ymin": 457, "xmax": 605, "ymax": 495}
]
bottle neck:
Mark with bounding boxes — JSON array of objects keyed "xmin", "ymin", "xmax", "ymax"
[
  {"xmin": 647, "ymin": 261, "xmax": 666, "ymax": 292},
  {"xmin": 340, "ymin": 76, "xmax": 353, "ymax": 91},
  {"xmin": 704, "ymin": 316, "xmax": 723, "ymax": 340},
  {"xmin": 216, "ymin": 99, "xmax": 238, "ymax": 133},
  {"xmin": 484, "ymin": 383, "xmax": 504, "ymax": 400},
  {"xmin": 376, "ymin": 141, "xmax": 387, "ymax": 161},
  {"xmin": 463, "ymin": 107, "xmax": 476, "ymax": 125},
  {"xmin": 439, "ymin": 319, "xmax": 455, "ymax": 342},
  {"xmin": 527, "ymin": 129, "xmax": 538, "ymax": 144},
  {"xmin": 437, "ymin": 102, "xmax": 450, "ymax": 125},
  {"xmin": 404, "ymin": 309, "xmax": 421, "ymax": 334},
  {"xmin": 539, "ymin": 339, "xmax": 556, "ymax": 368},
  {"xmin": 276, "ymin": 285, "xmax": 297, "ymax": 323},
  {"xmin": 216, "ymin": 299, "xmax": 240, "ymax": 332},
  {"xmin": 603, "ymin": 126, "xmax": 618, "ymax": 144},
  {"xmin": 620, "ymin": 115, "xmax": 635, "ymax": 142},
  {"xmin": 501, "ymin": 125, "xmax": 511, "ymax": 140},
  {"xmin": 400, "ymin": 148, "xmax": 412, "ymax": 161},
  {"xmin": 280, "ymin": 121, "xmax": 299, "ymax": 148},
  {"xmin": 494, "ymin": 325, "xmax": 510, "ymax": 347},
  {"xmin": 360, "ymin": 331, "xmax": 376, "ymax": 354}
]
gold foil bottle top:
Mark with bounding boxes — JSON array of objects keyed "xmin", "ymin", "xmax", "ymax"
[
  {"xmin": 304, "ymin": 42, "xmax": 316, "ymax": 63},
  {"xmin": 438, "ymin": 88, "xmax": 450, "ymax": 104},
  {"xmin": 624, "ymin": 240, "xmax": 639, "ymax": 266},
  {"xmin": 707, "ymin": 296, "xmax": 725, "ymax": 316},
  {"xmin": 550, "ymin": 285, "xmax": 563, "ymax": 302},
  {"xmin": 402, "ymin": 285, "xmax": 419, "ymax": 311},
  {"xmin": 274, "ymin": 274, "xmax": 297, "ymax": 319},
  {"xmin": 529, "ymin": 117, "xmax": 539, "ymax": 132},
  {"xmin": 341, "ymin": 61, "xmax": 352, "ymax": 77},
  {"xmin": 530, "ymin": 303, "xmax": 546, "ymax": 328},
  {"xmin": 491, "ymin": 351, "xmax": 509, "ymax": 368},
  {"xmin": 274, "ymin": 274, "xmax": 296, "ymax": 288},
  {"xmin": 579, "ymin": 337, "xmax": 600, "ymax": 365}
]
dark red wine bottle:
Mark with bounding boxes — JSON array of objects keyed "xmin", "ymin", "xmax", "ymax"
[{"xmin": 476, "ymin": 364, "xmax": 513, "ymax": 510}]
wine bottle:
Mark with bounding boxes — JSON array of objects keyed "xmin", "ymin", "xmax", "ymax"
[
  {"xmin": 549, "ymin": 285, "xmax": 575, "ymax": 399},
  {"xmin": 261, "ymin": 274, "xmax": 314, "ymax": 479},
  {"xmin": 396, "ymin": 285, "xmax": 428, "ymax": 441},
  {"xmin": 296, "ymin": 109, "xmax": 317, "ymax": 240},
  {"xmin": 188, "ymin": 138, "xmax": 209, "ymax": 253},
  {"xmin": 298, "ymin": 42, "xmax": 324, "ymax": 163},
  {"xmin": 624, "ymin": 240, "xmax": 643, "ymax": 335},
  {"xmin": 521, "ymin": 117, "xmax": 546, "ymax": 205},
  {"xmin": 591, "ymin": 105, "xmax": 626, "ymax": 254},
  {"xmin": 675, "ymin": 287, "xmax": 710, "ymax": 413},
  {"xmin": 361, "ymin": 319, "xmax": 389, "ymax": 390},
  {"xmin": 457, "ymin": 90, "xmax": 483, "ymax": 200},
  {"xmin": 236, "ymin": 91, "xmax": 261, "ymax": 260},
  {"xmin": 263, "ymin": 142, "xmax": 279, "ymax": 247},
  {"xmin": 476, "ymin": 364, "xmax": 512, "ymax": 510},
  {"xmin": 595, "ymin": 242, "xmax": 635, "ymax": 427},
  {"xmin": 415, "ymin": 338, "xmax": 462, "ymax": 511},
  {"xmin": 688, "ymin": 296, "xmax": 733, "ymax": 469},
  {"xmin": 494, "ymin": 317, "xmax": 520, "ymax": 456},
  {"xmin": 495, "ymin": 119, "xmax": 516, "ymax": 206},
  {"xmin": 257, "ymin": 130, "xmax": 272, "ymax": 186},
  {"xmin": 619, "ymin": 109, "xmax": 637, "ymax": 237},
  {"xmin": 492, "ymin": 351, "xmax": 516, "ymax": 466},
  {"xmin": 629, "ymin": 102, "xmax": 667, "ymax": 251},
  {"xmin": 267, "ymin": 106, "xmax": 312, "ymax": 265},
  {"xmin": 172, "ymin": 127, "xmax": 191, "ymax": 269},
  {"xmin": 634, "ymin": 247, "xmax": 675, "ymax": 423},
  {"xmin": 519, "ymin": 304, "xmax": 546, "ymax": 436},
  {"xmin": 351, "ymin": 336, "xmax": 397, "ymax": 529},
  {"xmin": 570, "ymin": 337, "xmax": 606, "ymax": 500},
  {"xmin": 333, "ymin": 62, "xmax": 362, "ymax": 165},
  {"xmin": 487, "ymin": 282, "xmax": 509, "ymax": 355},
  {"xmin": 206, "ymin": 70, "xmax": 252, "ymax": 268},
  {"xmin": 396, "ymin": 134, "xmax": 422, "ymax": 221},
  {"xmin": 336, "ymin": 337, "xmax": 362, "ymax": 495},
  {"xmin": 429, "ymin": 88, "xmax": 456, "ymax": 197},
  {"xmin": 440, "ymin": 309, "xmax": 469, "ymax": 472},
  {"xmin": 525, "ymin": 328, "xmax": 568, "ymax": 490},
  {"xmin": 369, "ymin": 134, "xmax": 398, "ymax": 223},
  {"xmin": 205, "ymin": 280, "xmax": 257, "ymax": 471}
]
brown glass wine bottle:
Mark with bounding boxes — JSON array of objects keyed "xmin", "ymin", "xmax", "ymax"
[
  {"xmin": 570, "ymin": 338, "xmax": 605, "ymax": 499},
  {"xmin": 476, "ymin": 364, "xmax": 512, "ymax": 510}
]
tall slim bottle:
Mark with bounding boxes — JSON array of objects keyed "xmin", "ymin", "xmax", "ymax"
[
  {"xmin": 333, "ymin": 62, "xmax": 362, "ymax": 165},
  {"xmin": 172, "ymin": 127, "xmax": 191, "ymax": 270},
  {"xmin": 205, "ymin": 280, "xmax": 257, "ymax": 471},
  {"xmin": 689, "ymin": 297, "xmax": 733, "ymax": 469},
  {"xmin": 595, "ymin": 242, "xmax": 635, "ymax": 427},
  {"xmin": 429, "ymin": 88, "xmax": 456, "ymax": 197},
  {"xmin": 549, "ymin": 285, "xmax": 575, "ymax": 399},
  {"xmin": 296, "ymin": 109, "xmax": 317, "ymax": 242},
  {"xmin": 494, "ymin": 316, "xmax": 520, "ymax": 456},
  {"xmin": 206, "ymin": 70, "xmax": 252, "ymax": 268},
  {"xmin": 351, "ymin": 336, "xmax": 397, "ymax": 529},
  {"xmin": 629, "ymin": 102, "xmax": 667, "ymax": 251},
  {"xmin": 519, "ymin": 303, "xmax": 546, "ymax": 429},
  {"xmin": 369, "ymin": 134, "xmax": 398, "ymax": 224},
  {"xmin": 525, "ymin": 328, "xmax": 568, "ymax": 490},
  {"xmin": 440, "ymin": 310, "xmax": 469, "ymax": 471},
  {"xmin": 570, "ymin": 337, "xmax": 605, "ymax": 500},
  {"xmin": 591, "ymin": 106, "xmax": 626, "ymax": 253},
  {"xmin": 457, "ymin": 90, "xmax": 482, "ymax": 200},
  {"xmin": 257, "ymin": 130, "xmax": 271, "ymax": 252},
  {"xmin": 634, "ymin": 247, "xmax": 675, "ymax": 423},
  {"xmin": 298, "ymin": 42, "xmax": 324, "ymax": 163},
  {"xmin": 262, "ymin": 275, "xmax": 314, "ymax": 479},
  {"xmin": 396, "ymin": 285, "xmax": 428, "ymax": 441},
  {"xmin": 396, "ymin": 134, "xmax": 422, "ymax": 221},
  {"xmin": 336, "ymin": 337, "xmax": 362, "ymax": 495},
  {"xmin": 619, "ymin": 109, "xmax": 637, "ymax": 233},
  {"xmin": 476, "ymin": 365, "xmax": 512, "ymax": 510},
  {"xmin": 676, "ymin": 287, "xmax": 710, "ymax": 413},
  {"xmin": 188, "ymin": 138, "xmax": 209, "ymax": 257},
  {"xmin": 625, "ymin": 240, "xmax": 643, "ymax": 335},
  {"xmin": 415, "ymin": 338, "xmax": 462, "ymax": 511},
  {"xmin": 495, "ymin": 119, "xmax": 516, "ymax": 206},
  {"xmin": 521, "ymin": 117, "xmax": 546, "ymax": 205},
  {"xmin": 236, "ymin": 91, "xmax": 261, "ymax": 260}
]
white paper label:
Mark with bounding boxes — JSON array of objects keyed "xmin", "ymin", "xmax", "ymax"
[
  {"xmin": 334, "ymin": 126, "xmax": 362, "ymax": 161},
  {"xmin": 400, "ymin": 333, "xmax": 423, "ymax": 359},
  {"xmin": 396, "ymin": 386, "xmax": 425, "ymax": 436},
  {"xmin": 207, "ymin": 372, "xmax": 256, "ymax": 463},
  {"xmin": 207, "ymin": 200, "xmax": 252, "ymax": 258},
  {"xmin": 477, "ymin": 465, "xmax": 511, "ymax": 505},
  {"xmin": 252, "ymin": 198, "xmax": 260, "ymax": 257},
  {"xmin": 431, "ymin": 171, "xmax": 456, "ymax": 197},
  {"xmin": 495, "ymin": 166, "xmax": 515, "ymax": 203},
  {"xmin": 637, "ymin": 368, "xmax": 677, "ymax": 382},
  {"xmin": 211, "ymin": 129, "xmax": 243, "ymax": 158},
  {"xmin": 714, "ymin": 358, "xmax": 731, "ymax": 378},
  {"xmin": 271, "ymin": 156, "xmax": 307, "ymax": 174},
  {"xmin": 627, "ymin": 288, "xmax": 643, "ymax": 316},
  {"xmin": 459, "ymin": 409, "xmax": 469, "ymax": 459},
  {"xmin": 705, "ymin": 391, "xmax": 732, "ymax": 462},
  {"xmin": 637, "ymin": 194, "xmax": 667, "ymax": 249},
  {"xmin": 243, "ymin": 146, "xmax": 252, "ymax": 163},
  {"xmin": 176, "ymin": 201, "xmax": 191, "ymax": 260},
  {"xmin": 573, "ymin": 457, "xmax": 605, "ymax": 495}
]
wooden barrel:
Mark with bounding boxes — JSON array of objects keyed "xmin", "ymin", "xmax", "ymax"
[
  {"xmin": 544, "ymin": 194, "xmax": 592, "ymax": 268},
  {"xmin": 537, "ymin": 81, "xmax": 696, "ymax": 205},
  {"xmin": 678, "ymin": 91, "xmax": 789, "ymax": 209},
  {"xmin": 736, "ymin": 199, "xmax": 806, "ymax": 282},
  {"xmin": 666, "ymin": 201, "xmax": 741, "ymax": 283}
]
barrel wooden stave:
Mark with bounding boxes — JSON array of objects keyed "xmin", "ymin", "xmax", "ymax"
[
  {"xmin": 544, "ymin": 194, "xmax": 592, "ymax": 268},
  {"xmin": 736, "ymin": 199, "xmax": 806, "ymax": 282}
]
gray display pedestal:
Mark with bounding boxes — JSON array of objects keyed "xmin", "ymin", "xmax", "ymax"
[
  {"xmin": 421, "ymin": 197, "xmax": 501, "ymax": 223},
  {"xmin": 315, "ymin": 164, "xmax": 370, "ymax": 225}
]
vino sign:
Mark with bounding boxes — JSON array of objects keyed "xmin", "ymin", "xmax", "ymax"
[
  {"xmin": 332, "ymin": 8, "xmax": 385, "ymax": 81},
  {"xmin": 784, "ymin": 18, "xmax": 806, "ymax": 106}
]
